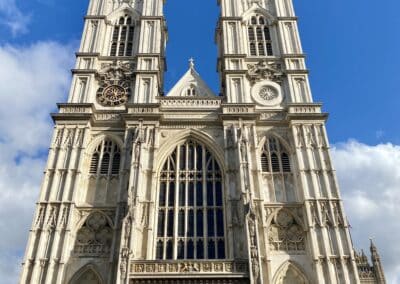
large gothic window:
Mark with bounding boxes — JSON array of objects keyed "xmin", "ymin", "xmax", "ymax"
[
  {"xmin": 248, "ymin": 15, "xmax": 273, "ymax": 57},
  {"xmin": 110, "ymin": 16, "xmax": 135, "ymax": 56},
  {"xmin": 156, "ymin": 140, "xmax": 226, "ymax": 260},
  {"xmin": 86, "ymin": 139, "xmax": 121, "ymax": 204},
  {"xmin": 261, "ymin": 137, "xmax": 295, "ymax": 202}
]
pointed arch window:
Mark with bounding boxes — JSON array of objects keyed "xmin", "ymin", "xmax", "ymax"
[
  {"xmin": 89, "ymin": 139, "xmax": 121, "ymax": 176},
  {"xmin": 110, "ymin": 15, "xmax": 135, "ymax": 56},
  {"xmin": 86, "ymin": 139, "xmax": 121, "ymax": 204},
  {"xmin": 261, "ymin": 137, "xmax": 295, "ymax": 202},
  {"xmin": 156, "ymin": 140, "xmax": 226, "ymax": 260},
  {"xmin": 248, "ymin": 15, "xmax": 273, "ymax": 56}
]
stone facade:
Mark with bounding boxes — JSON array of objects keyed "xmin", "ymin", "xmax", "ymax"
[{"xmin": 19, "ymin": 0, "xmax": 386, "ymax": 283}]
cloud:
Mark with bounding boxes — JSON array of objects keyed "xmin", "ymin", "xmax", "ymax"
[
  {"xmin": 332, "ymin": 140, "xmax": 400, "ymax": 283},
  {"xmin": 0, "ymin": 43, "xmax": 398, "ymax": 283},
  {"xmin": 0, "ymin": 0, "xmax": 31, "ymax": 35},
  {"xmin": 0, "ymin": 41, "xmax": 74, "ymax": 283}
]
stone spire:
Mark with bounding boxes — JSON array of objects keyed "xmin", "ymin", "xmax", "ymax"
[{"xmin": 370, "ymin": 239, "xmax": 386, "ymax": 284}]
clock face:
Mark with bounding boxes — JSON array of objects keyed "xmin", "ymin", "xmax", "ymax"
[
  {"xmin": 251, "ymin": 81, "xmax": 283, "ymax": 107},
  {"xmin": 259, "ymin": 86, "xmax": 279, "ymax": 101},
  {"xmin": 97, "ymin": 85, "xmax": 128, "ymax": 106}
]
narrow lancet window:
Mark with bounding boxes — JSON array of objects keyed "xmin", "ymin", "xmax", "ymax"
[
  {"xmin": 260, "ymin": 137, "xmax": 295, "ymax": 202},
  {"xmin": 110, "ymin": 16, "xmax": 135, "ymax": 56},
  {"xmin": 247, "ymin": 15, "xmax": 273, "ymax": 56}
]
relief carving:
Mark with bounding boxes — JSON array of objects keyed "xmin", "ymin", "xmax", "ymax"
[
  {"xmin": 74, "ymin": 212, "xmax": 113, "ymax": 256},
  {"xmin": 268, "ymin": 209, "xmax": 305, "ymax": 252},
  {"xmin": 247, "ymin": 60, "xmax": 284, "ymax": 85},
  {"xmin": 96, "ymin": 61, "xmax": 134, "ymax": 107}
]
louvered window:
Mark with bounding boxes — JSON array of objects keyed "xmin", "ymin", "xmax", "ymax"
[
  {"xmin": 110, "ymin": 16, "xmax": 135, "ymax": 57},
  {"xmin": 89, "ymin": 139, "xmax": 121, "ymax": 176},
  {"xmin": 156, "ymin": 140, "xmax": 226, "ymax": 260},
  {"xmin": 247, "ymin": 15, "xmax": 273, "ymax": 56},
  {"xmin": 260, "ymin": 137, "xmax": 295, "ymax": 202}
]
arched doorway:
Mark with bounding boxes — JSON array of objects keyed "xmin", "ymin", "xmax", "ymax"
[
  {"xmin": 70, "ymin": 266, "xmax": 103, "ymax": 284},
  {"xmin": 274, "ymin": 261, "xmax": 309, "ymax": 284}
]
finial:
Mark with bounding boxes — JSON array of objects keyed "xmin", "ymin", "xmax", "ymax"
[
  {"xmin": 189, "ymin": 57, "xmax": 195, "ymax": 69},
  {"xmin": 369, "ymin": 237, "xmax": 375, "ymax": 246}
]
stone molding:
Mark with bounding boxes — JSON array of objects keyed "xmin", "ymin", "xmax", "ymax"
[{"xmin": 130, "ymin": 260, "xmax": 249, "ymax": 276}]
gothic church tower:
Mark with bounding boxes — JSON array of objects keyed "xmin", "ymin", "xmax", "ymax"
[{"xmin": 19, "ymin": 0, "xmax": 386, "ymax": 283}]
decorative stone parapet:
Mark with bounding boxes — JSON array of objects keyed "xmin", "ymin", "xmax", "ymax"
[
  {"xmin": 130, "ymin": 260, "xmax": 249, "ymax": 276},
  {"xmin": 286, "ymin": 103, "xmax": 322, "ymax": 114},
  {"xmin": 58, "ymin": 103, "xmax": 93, "ymax": 114},
  {"xmin": 221, "ymin": 104, "xmax": 256, "ymax": 114},
  {"xmin": 160, "ymin": 97, "xmax": 222, "ymax": 109}
]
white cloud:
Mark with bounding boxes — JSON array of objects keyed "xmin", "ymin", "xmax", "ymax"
[
  {"xmin": 0, "ymin": 0, "xmax": 30, "ymax": 35},
  {"xmin": 332, "ymin": 140, "xmax": 400, "ymax": 284},
  {"xmin": 0, "ymin": 41, "xmax": 74, "ymax": 283},
  {"xmin": 0, "ymin": 43, "xmax": 398, "ymax": 283}
]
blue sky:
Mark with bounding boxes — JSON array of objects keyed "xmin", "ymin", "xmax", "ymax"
[
  {"xmin": 1, "ymin": 0, "xmax": 400, "ymax": 282},
  {"xmin": 2, "ymin": 0, "xmax": 399, "ymax": 145}
]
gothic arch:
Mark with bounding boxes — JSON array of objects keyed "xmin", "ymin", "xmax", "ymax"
[
  {"xmin": 266, "ymin": 208, "xmax": 306, "ymax": 252},
  {"xmin": 257, "ymin": 132, "xmax": 294, "ymax": 155},
  {"xmin": 241, "ymin": 5, "xmax": 275, "ymax": 23},
  {"xmin": 73, "ymin": 211, "xmax": 114, "ymax": 257},
  {"xmin": 75, "ymin": 210, "xmax": 115, "ymax": 230},
  {"xmin": 265, "ymin": 208, "xmax": 304, "ymax": 229},
  {"xmin": 155, "ymin": 129, "xmax": 226, "ymax": 174},
  {"xmin": 106, "ymin": 5, "xmax": 140, "ymax": 23},
  {"xmin": 273, "ymin": 261, "xmax": 310, "ymax": 284},
  {"xmin": 85, "ymin": 134, "xmax": 124, "ymax": 155},
  {"xmin": 69, "ymin": 264, "xmax": 103, "ymax": 284},
  {"xmin": 154, "ymin": 134, "xmax": 227, "ymax": 260},
  {"xmin": 81, "ymin": 134, "xmax": 124, "ymax": 205}
]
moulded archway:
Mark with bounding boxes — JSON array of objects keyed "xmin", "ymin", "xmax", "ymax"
[
  {"xmin": 273, "ymin": 261, "xmax": 309, "ymax": 284},
  {"xmin": 154, "ymin": 136, "xmax": 227, "ymax": 260},
  {"xmin": 69, "ymin": 265, "xmax": 103, "ymax": 284}
]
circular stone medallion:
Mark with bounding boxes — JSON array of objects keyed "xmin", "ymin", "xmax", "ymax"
[
  {"xmin": 251, "ymin": 81, "xmax": 283, "ymax": 106},
  {"xmin": 97, "ymin": 85, "xmax": 128, "ymax": 106}
]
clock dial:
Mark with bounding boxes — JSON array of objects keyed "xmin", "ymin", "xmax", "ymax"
[{"xmin": 97, "ymin": 85, "xmax": 128, "ymax": 106}]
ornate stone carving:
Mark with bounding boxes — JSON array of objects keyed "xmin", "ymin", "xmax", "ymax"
[
  {"xmin": 333, "ymin": 202, "xmax": 344, "ymax": 227},
  {"xmin": 259, "ymin": 85, "xmax": 279, "ymax": 101},
  {"xmin": 34, "ymin": 205, "xmax": 45, "ymax": 229},
  {"xmin": 268, "ymin": 209, "xmax": 305, "ymax": 252},
  {"xmin": 58, "ymin": 205, "xmax": 69, "ymax": 228},
  {"xmin": 74, "ymin": 129, "xmax": 84, "ymax": 147},
  {"xmin": 131, "ymin": 260, "xmax": 248, "ymax": 275},
  {"xmin": 247, "ymin": 60, "xmax": 283, "ymax": 85},
  {"xmin": 63, "ymin": 129, "xmax": 74, "ymax": 148},
  {"xmin": 305, "ymin": 125, "xmax": 317, "ymax": 148},
  {"xmin": 96, "ymin": 61, "xmax": 134, "ymax": 106},
  {"xmin": 247, "ymin": 211, "xmax": 260, "ymax": 283},
  {"xmin": 74, "ymin": 212, "xmax": 113, "ymax": 256},
  {"xmin": 321, "ymin": 202, "xmax": 332, "ymax": 227},
  {"xmin": 54, "ymin": 129, "xmax": 63, "ymax": 147},
  {"xmin": 46, "ymin": 206, "xmax": 58, "ymax": 231}
]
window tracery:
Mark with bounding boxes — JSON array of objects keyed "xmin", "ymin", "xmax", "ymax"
[
  {"xmin": 110, "ymin": 15, "xmax": 135, "ymax": 57},
  {"xmin": 156, "ymin": 140, "xmax": 226, "ymax": 260},
  {"xmin": 86, "ymin": 139, "xmax": 121, "ymax": 204},
  {"xmin": 268, "ymin": 210, "xmax": 305, "ymax": 252},
  {"xmin": 261, "ymin": 137, "xmax": 295, "ymax": 202},
  {"xmin": 74, "ymin": 212, "xmax": 113, "ymax": 256},
  {"xmin": 247, "ymin": 15, "xmax": 273, "ymax": 57},
  {"xmin": 89, "ymin": 139, "xmax": 121, "ymax": 176}
]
